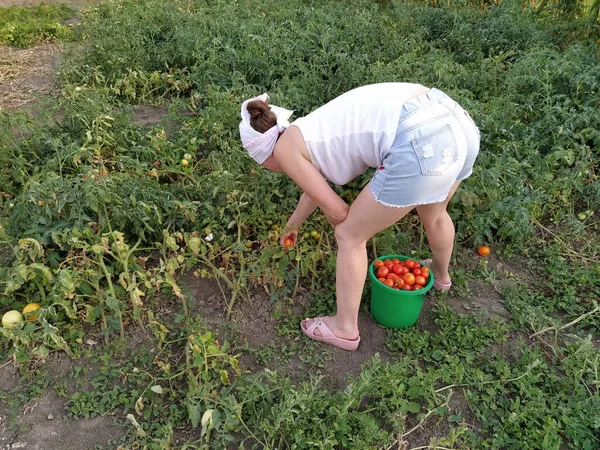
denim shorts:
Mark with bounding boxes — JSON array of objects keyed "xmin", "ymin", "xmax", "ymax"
[{"xmin": 370, "ymin": 88, "xmax": 480, "ymax": 208}]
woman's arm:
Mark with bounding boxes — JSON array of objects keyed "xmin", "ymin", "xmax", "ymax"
[
  {"xmin": 274, "ymin": 127, "xmax": 349, "ymax": 226},
  {"xmin": 286, "ymin": 192, "xmax": 318, "ymax": 229},
  {"xmin": 278, "ymin": 193, "xmax": 317, "ymax": 247}
]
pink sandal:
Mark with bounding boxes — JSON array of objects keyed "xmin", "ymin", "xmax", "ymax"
[
  {"xmin": 301, "ymin": 317, "xmax": 360, "ymax": 351},
  {"xmin": 420, "ymin": 259, "xmax": 452, "ymax": 291},
  {"xmin": 433, "ymin": 279, "xmax": 452, "ymax": 291}
]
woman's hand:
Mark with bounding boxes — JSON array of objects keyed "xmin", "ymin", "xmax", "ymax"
[{"xmin": 279, "ymin": 229, "xmax": 298, "ymax": 247}]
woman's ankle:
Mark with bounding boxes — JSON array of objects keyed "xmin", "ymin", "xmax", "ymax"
[
  {"xmin": 327, "ymin": 316, "xmax": 359, "ymax": 339},
  {"xmin": 429, "ymin": 261, "xmax": 450, "ymax": 283}
]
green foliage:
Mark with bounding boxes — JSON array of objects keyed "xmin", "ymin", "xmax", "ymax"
[
  {"xmin": 0, "ymin": 3, "xmax": 74, "ymax": 48},
  {"xmin": 387, "ymin": 303, "xmax": 600, "ymax": 449},
  {"xmin": 386, "ymin": 302, "xmax": 510, "ymax": 361},
  {"xmin": 180, "ymin": 354, "xmax": 445, "ymax": 449},
  {"xmin": 461, "ymin": 345, "xmax": 600, "ymax": 449},
  {"xmin": 52, "ymin": 0, "xmax": 600, "ymax": 247}
]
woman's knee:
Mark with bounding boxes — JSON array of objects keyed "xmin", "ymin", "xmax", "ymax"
[
  {"xmin": 417, "ymin": 204, "xmax": 450, "ymax": 230},
  {"xmin": 423, "ymin": 212, "xmax": 450, "ymax": 231},
  {"xmin": 334, "ymin": 221, "xmax": 366, "ymax": 250}
]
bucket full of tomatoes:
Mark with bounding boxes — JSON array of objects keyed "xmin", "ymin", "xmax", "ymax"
[{"xmin": 369, "ymin": 255, "xmax": 434, "ymax": 329}]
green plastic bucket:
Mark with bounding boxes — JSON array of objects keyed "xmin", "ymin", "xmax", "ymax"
[{"xmin": 369, "ymin": 254, "xmax": 435, "ymax": 329}]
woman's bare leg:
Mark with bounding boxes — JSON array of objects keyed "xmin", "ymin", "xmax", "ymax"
[
  {"xmin": 305, "ymin": 185, "xmax": 413, "ymax": 340},
  {"xmin": 305, "ymin": 181, "xmax": 462, "ymax": 340},
  {"xmin": 415, "ymin": 181, "xmax": 462, "ymax": 285}
]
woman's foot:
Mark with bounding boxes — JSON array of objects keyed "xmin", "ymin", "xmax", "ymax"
[
  {"xmin": 301, "ymin": 316, "xmax": 360, "ymax": 351},
  {"xmin": 421, "ymin": 259, "xmax": 452, "ymax": 291}
]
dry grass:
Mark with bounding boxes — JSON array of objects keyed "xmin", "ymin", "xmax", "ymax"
[
  {"xmin": 0, "ymin": 46, "xmax": 37, "ymax": 83},
  {"xmin": 0, "ymin": 43, "xmax": 61, "ymax": 110}
]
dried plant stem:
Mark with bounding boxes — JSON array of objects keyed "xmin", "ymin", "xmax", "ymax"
[{"xmin": 529, "ymin": 305, "xmax": 600, "ymax": 339}]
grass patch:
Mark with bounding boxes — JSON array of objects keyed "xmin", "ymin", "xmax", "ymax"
[{"xmin": 0, "ymin": 3, "xmax": 74, "ymax": 48}]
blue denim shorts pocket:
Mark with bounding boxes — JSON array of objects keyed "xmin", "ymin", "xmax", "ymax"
[{"xmin": 411, "ymin": 124, "xmax": 458, "ymax": 176}]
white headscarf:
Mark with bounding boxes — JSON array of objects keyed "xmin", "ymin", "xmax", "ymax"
[{"xmin": 239, "ymin": 93, "xmax": 294, "ymax": 164}]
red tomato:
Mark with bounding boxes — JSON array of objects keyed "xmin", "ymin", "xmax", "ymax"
[
  {"xmin": 400, "ymin": 266, "xmax": 409, "ymax": 275},
  {"xmin": 383, "ymin": 279, "xmax": 394, "ymax": 288},
  {"xmin": 403, "ymin": 285, "xmax": 412, "ymax": 290},
  {"xmin": 404, "ymin": 273, "xmax": 416, "ymax": 285},
  {"xmin": 404, "ymin": 259, "xmax": 415, "ymax": 269},
  {"xmin": 378, "ymin": 277, "xmax": 386, "ymax": 283},
  {"xmin": 421, "ymin": 267, "xmax": 430, "ymax": 278},
  {"xmin": 283, "ymin": 238, "xmax": 294, "ymax": 247},
  {"xmin": 373, "ymin": 260, "xmax": 384, "ymax": 268},
  {"xmin": 384, "ymin": 260, "xmax": 394, "ymax": 269},
  {"xmin": 413, "ymin": 262, "xmax": 421, "ymax": 269},
  {"xmin": 387, "ymin": 273, "xmax": 400, "ymax": 283},
  {"xmin": 377, "ymin": 266, "xmax": 390, "ymax": 278},
  {"xmin": 392, "ymin": 264, "xmax": 404, "ymax": 276},
  {"xmin": 414, "ymin": 275, "xmax": 426, "ymax": 286},
  {"xmin": 391, "ymin": 258, "xmax": 400, "ymax": 264},
  {"xmin": 412, "ymin": 285, "xmax": 422, "ymax": 290},
  {"xmin": 412, "ymin": 268, "xmax": 422, "ymax": 277},
  {"xmin": 396, "ymin": 278, "xmax": 406, "ymax": 288}
]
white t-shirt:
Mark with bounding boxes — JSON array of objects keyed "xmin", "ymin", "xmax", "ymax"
[{"xmin": 291, "ymin": 83, "xmax": 423, "ymax": 185}]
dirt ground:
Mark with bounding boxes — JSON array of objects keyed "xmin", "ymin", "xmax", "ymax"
[
  {"xmin": 0, "ymin": 43, "xmax": 61, "ymax": 111},
  {"xmin": 181, "ymin": 273, "xmax": 493, "ymax": 448}
]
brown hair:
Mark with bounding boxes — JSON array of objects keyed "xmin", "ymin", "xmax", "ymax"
[{"xmin": 247, "ymin": 99, "xmax": 277, "ymax": 133}]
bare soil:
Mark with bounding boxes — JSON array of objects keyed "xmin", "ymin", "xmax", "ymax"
[
  {"xmin": 179, "ymin": 273, "xmax": 490, "ymax": 448},
  {"xmin": 1, "ymin": 391, "xmax": 123, "ymax": 450},
  {"xmin": 0, "ymin": 43, "xmax": 61, "ymax": 112},
  {"xmin": 0, "ymin": 348, "xmax": 126, "ymax": 450}
]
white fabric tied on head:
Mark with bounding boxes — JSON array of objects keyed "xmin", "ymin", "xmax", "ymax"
[{"xmin": 239, "ymin": 93, "xmax": 294, "ymax": 164}]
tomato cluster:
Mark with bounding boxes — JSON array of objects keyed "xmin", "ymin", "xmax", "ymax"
[{"xmin": 373, "ymin": 258, "xmax": 430, "ymax": 290}]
